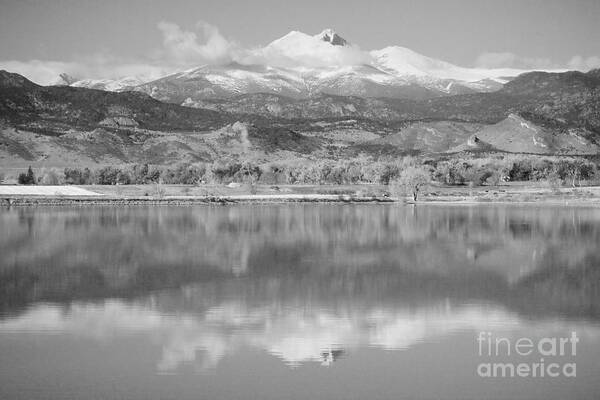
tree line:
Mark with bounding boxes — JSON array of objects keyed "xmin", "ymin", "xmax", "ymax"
[{"xmin": 6, "ymin": 155, "xmax": 599, "ymax": 188}]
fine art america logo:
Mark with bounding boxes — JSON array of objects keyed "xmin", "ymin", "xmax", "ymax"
[{"xmin": 476, "ymin": 332, "xmax": 579, "ymax": 378}]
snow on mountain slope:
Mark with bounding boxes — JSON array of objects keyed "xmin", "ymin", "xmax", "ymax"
[
  {"xmin": 49, "ymin": 28, "xmax": 566, "ymax": 101},
  {"xmin": 70, "ymin": 76, "xmax": 147, "ymax": 91},
  {"xmin": 302, "ymin": 64, "xmax": 442, "ymax": 98},
  {"xmin": 138, "ymin": 60, "xmax": 455, "ymax": 103},
  {"xmin": 252, "ymin": 30, "xmax": 369, "ymax": 68},
  {"xmin": 372, "ymin": 46, "xmax": 526, "ymax": 83},
  {"xmin": 138, "ymin": 63, "xmax": 308, "ymax": 102},
  {"xmin": 135, "ymin": 29, "xmax": 488, "ymax": 103}
]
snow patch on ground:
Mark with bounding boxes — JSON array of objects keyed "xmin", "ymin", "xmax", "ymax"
[{"xmin": 0, "ymin": 186, "xmax": 102, "ymax": 196}]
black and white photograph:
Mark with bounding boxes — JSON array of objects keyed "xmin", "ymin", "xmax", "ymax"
[{"xmin": 0, "ymin": 0, "xmax": 599, "ymax": 399}]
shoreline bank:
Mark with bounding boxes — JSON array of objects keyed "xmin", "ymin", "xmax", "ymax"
[
  {"xmin": 1, "ymin": 194, "xmax": 395, "ymax": 206},
  {"xmin": 3, "ymin": 194, "xmax": 600, "ymax": 207},
  {"xmin": 2, "ymin": 184, "xmax": 600, "ymax": 207}
]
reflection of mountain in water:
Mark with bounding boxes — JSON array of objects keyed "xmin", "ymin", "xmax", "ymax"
[
  {"xmin": 1, "ymin": 204, "xmax": 600, "ymax": 370},
  {"xmin": 1, "ymin": 295, "xmax": 598, "ymax": 372},
  {"xmin": 1, "ymin": 205, "xmax": 599, "ymax": 320}
]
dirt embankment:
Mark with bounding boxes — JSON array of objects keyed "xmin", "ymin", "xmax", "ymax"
[{"xmin": 2, "ymin": 183, "xmax": 600, "ymax": 207}]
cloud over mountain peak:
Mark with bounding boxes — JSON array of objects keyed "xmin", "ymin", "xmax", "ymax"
[{"xmin": 0, "ymin": 21, "xmax": 596, "ymax": 87}]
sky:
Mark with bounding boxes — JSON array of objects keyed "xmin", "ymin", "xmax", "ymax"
[{"xmin": 0, "ymin": 0, "xmax": 599, "ymax": 83}]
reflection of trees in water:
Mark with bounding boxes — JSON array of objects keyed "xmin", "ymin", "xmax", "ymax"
[
  {"xmin": 0, "ymin": 205, "xmax": 599, "ymax": 319},
  {"xmin": 513, "ymin": 250, "xmax": 600, "ymax": 319}
]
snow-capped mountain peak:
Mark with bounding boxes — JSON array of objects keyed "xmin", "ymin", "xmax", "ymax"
[
  {"xmin": 372, "ymin": 46, "xmax": 529, "ymax": 83},
  {"xmin": 260, "ymin": 29, "xmax": 367, "ymax": 68},
  {"xmin": 316, "ymin": 29, "xmax": 348, "ymax": 46},
  {"xmin": 46, "ymin": 28, "xmax": 551, "ymax": 100}
]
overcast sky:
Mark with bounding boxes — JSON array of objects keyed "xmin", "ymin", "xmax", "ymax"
[{"xmin": 1, "ymin": 0, "xmax": 599, "ymax": 82}]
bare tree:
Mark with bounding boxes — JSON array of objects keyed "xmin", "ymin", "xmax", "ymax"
[
  {"xmin": 239, "ymin": 160, "xmax": 262, "ymax": 194},
  {"xmin": 392, "ymin": 166, "xmax": 430, "ymax": 202}
]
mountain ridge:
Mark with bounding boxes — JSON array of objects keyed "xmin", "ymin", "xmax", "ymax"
[
  {"xmin": 1, "ymin": 68, "xmax": 599, "ymax": 168},
  {"xmin": 45, "ymin": 29, "xmax": 551, "ymax": 102},
  {"xmin": 4, "ymin": 68, "xmax": 599, "ymax": 132},
  {"xmin": 0, "ymin": 70, "xmax": 236, "ymax": 132}
]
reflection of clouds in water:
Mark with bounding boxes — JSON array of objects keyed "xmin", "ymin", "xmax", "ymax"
[
  {"xmin": 0, "ymin": 302, "xmax": 167, "ymax": 338},
  {"xmin": 368, "ymin": 306, "xmax": 517, "ymax": 350},
  {"xmin": 3, "ymin": 300, "xmax": 597, "ymax": 372}
]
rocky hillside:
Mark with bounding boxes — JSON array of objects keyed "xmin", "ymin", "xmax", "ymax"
[
  {"xmin": 195, "ymin": 69, "xmax": 600, "ymax": 132},
  {"xmin": 1, "ymin": 69, "xmax": 599, "ymax": 167},
  {"xmin": 0, "ymin": 70, "xmax": 235, "ymax": 135},
  {"xmin": 4, "ymin": 69, "xmax": 599, "ymax": 134},
  {"xmin": 449, "ymin": 114, "xmax": 600, "ymax": 155}
]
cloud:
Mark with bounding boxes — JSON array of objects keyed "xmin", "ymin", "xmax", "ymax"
[
  {"xmin": 0, "ymin": 57, "xmax": 172, "ymax": 86},
  {"xmin": 0, "ymin": 60, "xmax": 76, "ymax": 85},
  {"xmin": 155, "ymin": 21, "xmax": 238, "ymax": 65},
  {"xmin": 2, "ymin": 21, "xmax": 598, "ymax": 86},
  {"xmin": 0, "ymin": 23, "xmax": 372, "ymax": 84},
  {"xmin": 567, "ymin": 55, "xmax": 600, "ymax": 71},
  {"xmin": 153, "ymin": 24, "xmax": 372, "ymax": 69},
  {"xmin": 243, "ymin": 31, "xmax": 371, "ymax": 68},
  {"xmin": 0, "ymin": 20, "xmax": 239, "ymax": 85},
  {"xmin": 475, "ymin": 52, "xmax": 600, "ymax": 72},
  {"xmin": 474, "ymin": 52, "xmax": 555, "ymax": 69}
]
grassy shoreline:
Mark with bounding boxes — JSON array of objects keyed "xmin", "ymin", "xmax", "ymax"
[{"xmin": 2, "ymin": 183, "xmax": 600, "ymax": 206}]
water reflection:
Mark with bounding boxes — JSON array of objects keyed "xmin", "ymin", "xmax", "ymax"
[
  {"xmin": 1, "ymin": 205, "xmax": 599, "ymax": 320},
  {"xmin": 0, "ymin": 300, "xmax": 565, "ymax": 371},
  {"xmin": 0, "ymin": 204, "xmax": 600, "ymax": 396}
]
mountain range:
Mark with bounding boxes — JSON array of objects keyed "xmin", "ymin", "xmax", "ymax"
[
  {"xmin": 55, "ymin": 29, "xmax": 528, "ymax": 102},
  {"xmin": 1, "ymin": 66, "xmax": 599, "ymax": 167},
  {"xmin": 0, "ymin": 29, "xmax": 599, "ymax": 167}
]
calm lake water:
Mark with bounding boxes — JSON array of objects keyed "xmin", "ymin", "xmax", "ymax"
[{"xmin": 0, "ymin": 204, "xmax": 599, "ymax": 400}]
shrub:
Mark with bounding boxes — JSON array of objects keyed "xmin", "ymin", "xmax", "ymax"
[
  {"xmin": 39, "ymin": 168, "xmax": 64, "ymax": 185},
  {"xmin": 508, "ymin": 158, "xmax": 533, "ymax": 181},
  {"xmin": 64, "ymin": 167, "xmax": 93, "ymax": 185},
  {"xmin": 360, "ymin": 162, "xmax": 386, "ymax": 184},
  {"xmin": 96, "ymin": 166, "xmax": 131, "ymax": 185},
  {"xmin": 378, "ymin": 162, "xmax": 401, "ymax": 185},
  {"xmin": 236, "ymin": 161, "xmax": 262, "ymax": 184},
  {"xmin": 546, "ymin": 170, "xmax": 563, "ymax": 193},
  {"xmin": 345, "ymin": 162, "xmax": 362, "ymax": 184},
  {"xmin": 209, "ymin": 160, "xmax": 242, "ymax": 183},
  {"xmin": 433, "ymin": 160, "xmax": 469, "ymax": 185},
  {"xmin": 462, "ymin": 165, "xmax": 493, "ymax": 186},
  {"xmin": 328, "ymin": 163, "xmax": 346, "ymax": 185},
  {"xmin": 530, "ymin": 159, "xmax": 553, "ymax": 181},
  {"xmin": 162, "ymin": 163, "xmax": 206, "ymax": 184},
  {"xmin": 18, "ymin": 166, "xmax": 36, "ymax": 185},
  {"xmin": 308, "ymin": 162, "xmax": 329, "ymax": 184},
  {"xmin": 130, "ymin": 163, "xmax": 161, "ymax": 184},
  {"xmin": 260, "ymin": 163, "xmax": 285, "ymax": 185},
  {"xmin": 485, "ymin": 170, "xmax": 504, "ymax": 186}
]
